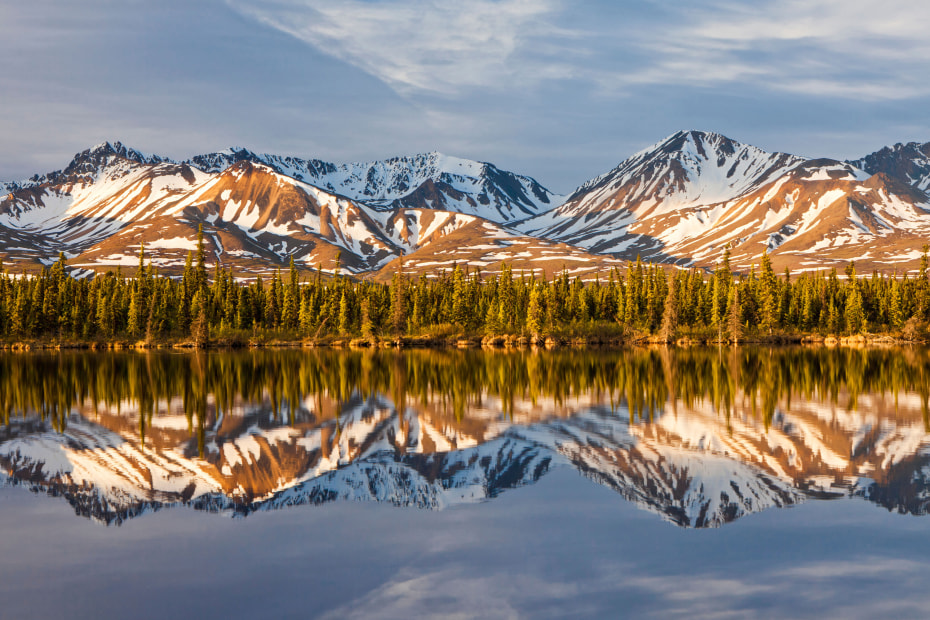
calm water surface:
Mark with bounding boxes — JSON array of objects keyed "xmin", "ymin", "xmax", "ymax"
[{"xmin": 1, "ymin": 347, "xmax": 930, "ymax": 619}]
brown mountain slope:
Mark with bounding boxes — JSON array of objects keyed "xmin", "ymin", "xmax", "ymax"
[{"xmin": 373, "ymin": 219, "xmax": 625, "ymax": 282}]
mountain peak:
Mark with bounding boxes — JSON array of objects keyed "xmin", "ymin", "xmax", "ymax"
[
  {"xmin": 349, "ymin": 151, "xmax": 486, "ymax": 176},
  {"xmin": 185, "ymin": 147, "xmax": 266, "ymax": 175},
  {"xmin": 221, "ymin": 146, "xmax": 261, "ymax": 158},
  {"xmin": 15, "ymin": 141, "xmax": 170, "ymax": 188},
  {"xmin": 667, "ymin": 129, "xmax": 731, "ymax": 142},
  {"xmin": 523, "ymin": 130, "xmax": 807, "ymax": 256},
  {"xmin": 849, "ymin": 140, "xmax": 930, "ymax": 193},
  {"xmin": 649, "ymin": 130, "xmax": 752, "ymax": 159},
  {"xmin": 77, "ymin": 141, "xmax": 165, "ymax": 166},
  {"xmin": 569, "ymin": 129, "xmax": 797, "ymax": 200}
]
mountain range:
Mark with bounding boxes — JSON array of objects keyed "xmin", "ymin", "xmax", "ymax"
[{"xmin": 2, "ymin": 130, "xmax": 930, "ymax": 278}]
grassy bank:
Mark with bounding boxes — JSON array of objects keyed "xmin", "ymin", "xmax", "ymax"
[{"xmin": 1, "ymin": 323, "xmax": 925, "ymax": 351}]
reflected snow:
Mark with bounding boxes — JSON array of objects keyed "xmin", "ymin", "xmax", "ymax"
[{"xmin": 2, "ymin": 346, "xmax": 930, "ymax": 528}]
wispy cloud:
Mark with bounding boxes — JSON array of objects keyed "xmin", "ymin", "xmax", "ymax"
[
  {"xmin": 317, "ymin": 567, "xmax": 581, "ymax": 619},
  {"xmin": 225, "ymin": 0, "xmax": 568, "ymax": 97},
  {"xmin": 606, "ymin": 0, "xmax": 930, "ymax": 101},
  {"xmin": 4, "ymin": 1, "xmax": 930, "ymax": 190},
  {"xmin": 315, "ymin": 555, "xmax": 930, "ymax": 620},
  {"xmin": 229, "ymin": 0, "xmax": 930, "ymax": 102}
]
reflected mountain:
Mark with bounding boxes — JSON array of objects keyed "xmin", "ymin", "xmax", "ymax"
[{"xmin": 1, "ymin": 348, "xmax": 930, "ymax": 528}]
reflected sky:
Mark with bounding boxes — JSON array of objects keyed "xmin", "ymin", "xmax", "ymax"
[{"xmin": 2, "ymin": 470, "xmax": 930, "ymax": 619}]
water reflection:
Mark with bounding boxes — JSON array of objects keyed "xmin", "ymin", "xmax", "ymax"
[{"xmin": 1, "ymin": 347, "xmax": 930, "ymax": 528}]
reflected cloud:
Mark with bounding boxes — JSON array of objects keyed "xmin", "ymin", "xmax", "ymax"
[
  {"xmin": 316, "ymin": 554, "xmax": 930, "ymax": 620},
  {"xmin": 318, "ymin": 568, "xmax": 573, "ymax": 620},
  {"xmin": 772, "ymin": 558, "xmax": 925, "ymax": 580},
  {"xmin": 623, "ymin": 557, "xmax": 930, "ymax": 619}
]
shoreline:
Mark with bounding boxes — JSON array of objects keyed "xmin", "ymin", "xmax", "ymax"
[{"xmin": 0, "ymin": 332, "xmax": 923, "ymax": 352}]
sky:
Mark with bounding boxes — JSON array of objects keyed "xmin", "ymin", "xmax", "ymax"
[{"xmin": 2, "ymin": 0, "xmax": 929, "ymax": 193}]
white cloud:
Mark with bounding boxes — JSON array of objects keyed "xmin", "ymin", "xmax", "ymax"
[
  {"xmin": 225, "ymin": 0, "xmax": 567, "ymax": 97},
  {"xmin": 229, "ymin": 0, "xmax": 930, "ymax": 102},
  {"xmin": 617, "ymin": 0, "xmax": 930, "ymax": 101}
]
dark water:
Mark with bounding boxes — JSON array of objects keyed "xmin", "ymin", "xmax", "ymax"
[{"xmin": 2, "ymin": 347, "xmax": 930, "ymax": 619}]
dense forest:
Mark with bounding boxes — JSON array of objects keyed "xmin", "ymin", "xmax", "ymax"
[{"xmin": 0, "ymin": 228, "xmax": 928, "ymax": 345}]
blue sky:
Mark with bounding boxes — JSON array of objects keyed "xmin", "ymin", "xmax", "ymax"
[{"xmin": 2, "ymin": 0, "xmax": 929, "ymax": 192}]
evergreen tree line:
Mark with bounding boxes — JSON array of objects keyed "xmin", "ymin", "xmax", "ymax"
[{"xmin": 1, "ymin": 234, "xmax": 930, "ymax": 342}]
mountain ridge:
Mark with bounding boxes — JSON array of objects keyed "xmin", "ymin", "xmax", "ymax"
[
  {"xmin": 1, "ymin": 143, "xmax": 592, "ymax": 277},
  {"xmin": 3, "ymin": 131, "xmax": 930, "ymax": 277},
  {"xmin": 518, "ymin": 130, "xmax": 930, "ymax": 272}
]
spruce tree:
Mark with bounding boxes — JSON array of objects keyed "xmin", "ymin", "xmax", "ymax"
[
  {"xmin": 759, "ymin": 250, "xmax": 778, "ymax": 335},
  {"xmin": 497, "ymin": 264, "xmax": 515, "ymax": 331},
  {"xmin": 360, "ymin": 293, "xmax": 374, "ymax": 338},
  {"xmin": 127, "ymin": 243, "xmax": 146, "ymax": 337},
  {"xmin": 284, "ymin": 257, "xmax": 300, "ymax": 329},
  {"xmin": 660, "ymin": 275, "xmax": 679, "ymax": 342},
  {"xmin": 919, "ymin": 245, "xmax": 930, "ymax": 321},
  {"xmin": 390, "ymin": 262, "xmax": 407, "ymax": 335},
  {"xmin": 844, "ymin": 267, "xmax": 865, "ymax": 334},
  {"xmin": 11, "ymin": 279, "xmax": 29, "ymax": 337},
  {"xmin": 179, "ymin": 251, "xmax": 194, "ymax": 331},
  {"xmin": 727, "ymin": 285, "xmax": 743, "ymax": 343},
  {"xmin": 451, "ymin": 264, "xmax": 468, "ymax": 328},
  {"xmin": 237, "ymin": 286, "xmax": 252, "ymax": 330},
  {"xmin": 526, "ymin": 284, "xmax": 545, "ymax": 337},
  {"xmin": 484, "ymin": 298, "xmax": 501, "ymax": 335},
  {"xmin": 827, "ymin": 294, "xmax": 840, "ymax": 334},
  {"xmin": 95, "ymin": 282, "xmax": 112, "ymax": 337},
  {"xmin": 298, "ymin": 290, "xmax": 313, "ymax": 335},
  {"xmin": 128, "ymin": 284, "xmax": 143, "ymax": 338},
  {"xmin": 195, "ymin": 224, "xmax": 208, "ymax": 294},
  {"xmin": 889, "ymin": 276, "xmax": 905, "ymax": 329},
  {"xmin": 338, "ymin": 288, "xmax": 351, "ymax": 335}
]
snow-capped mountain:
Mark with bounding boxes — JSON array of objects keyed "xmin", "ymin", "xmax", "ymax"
[
  {"xmin": 0, "ymin": 142, "xmax": 586, "ymax": 277},
  {"xmin": 4, "ymin": 132, "xmax": 930, "ymax": 276},
  {"xmin": 518, "ymin": 130, "xmax": 930, "ymax": 272},
  {"xmin": 3, "ymin": 382, "xmax": 930, "ymax": 528},
  {"xmin": 187, "ymin": 149, "xmax": 559, "ymax": 224},
  {"xmin": 519, "ymin": 131, "xmax": 804, "ymax": 253}
]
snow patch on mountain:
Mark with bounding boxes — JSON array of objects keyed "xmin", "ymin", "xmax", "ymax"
[{"xmin": 186, "ymin": 150, "xmax": 560, "ymax": 225}]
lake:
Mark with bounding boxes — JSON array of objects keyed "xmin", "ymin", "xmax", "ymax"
[{"xmin": 1, "ymin": 347, "xmax": 929, "ymax": 619}]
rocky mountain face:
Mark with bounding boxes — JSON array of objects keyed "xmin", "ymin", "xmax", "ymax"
[
  {"xmin": 2, "ymin": 387, "xmax": 929, "ymax": 528},
  {"xmin": 849, "ymin": 141, "xmax": 930, "ymax": 194},
  {"xmin": 3, "ymin": 132, "xmax": 930, "ymax": 277}
]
